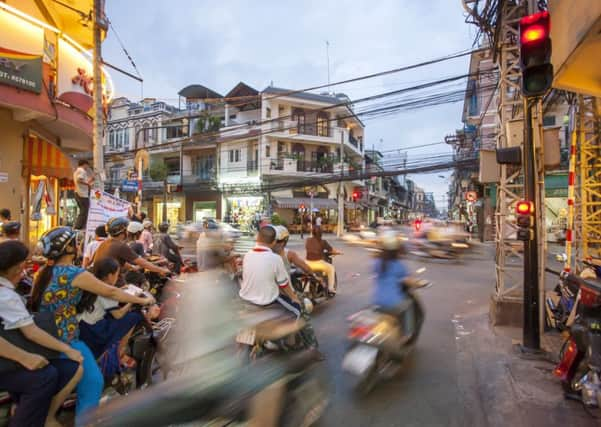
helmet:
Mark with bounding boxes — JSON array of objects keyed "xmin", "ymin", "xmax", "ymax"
[
  {"xmin": 274, "ymin": 225, "xmax": 289, "ymax": 242},
  {"xmin": 158, "ymin": 222, "xmax": 170, "ymax": 233},
  {"xmin": 143, "ymin": 220, "xmax": 153, "ymax": 229},
  {"xmin": 2, "ymin": 221, "xmax": 21, "ymax": 235},
  {"xmin": 379, "ymin": 230, "xmax": 404, "ymax": 252},
  {"xmin": 38, "ymin": 227, "xmax": 77, "ymax": 259},
  {"xmin": 106, "ymin": 217, "xmax": 129, "ymax": 237},
  {"xmin": 127, "ymin": 221, "xmax": 144, "ymax": 234}
]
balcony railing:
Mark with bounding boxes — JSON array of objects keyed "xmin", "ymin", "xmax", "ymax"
[{"xmin": 270, "ymin": 157, "xmax": 334, "ymax": 173}]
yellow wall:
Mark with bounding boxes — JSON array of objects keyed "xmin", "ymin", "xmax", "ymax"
[{"xmin": 0, "ymin": 108, "xmax": 26, "ymax": 224}]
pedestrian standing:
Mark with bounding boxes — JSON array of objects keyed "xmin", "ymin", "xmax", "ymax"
[
  {"xmin": 315, "ymin": 213, "xmax": 322, "ymax": 230},
  {"xmin": 73, "ymin": 160, "xmax": 95, "ymax": 230}
]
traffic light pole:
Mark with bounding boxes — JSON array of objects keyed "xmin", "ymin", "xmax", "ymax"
[{"xmin": 523, "ymin": 98, "xmax": 540, "ymax": 351}]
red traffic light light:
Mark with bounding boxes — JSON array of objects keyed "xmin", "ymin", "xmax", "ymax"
[
  {"xmin": 352, "ymin": 190, "xmax": 361, "ymax": 201},
  {"xmin": 299, "ymin": 204, "xmax": 305, "ymax": 210},
  {"xmin": 520, "ymin": 11, "xmax": 550, "ymax": 45},
  {"xmin": 516, "ymin": 200, "xmax": 534, "ymax": 215}
]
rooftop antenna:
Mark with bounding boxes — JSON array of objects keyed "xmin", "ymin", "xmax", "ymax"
[{"xmin": 326, "ymin": 40, "xmax": 331, "ymax": 94}]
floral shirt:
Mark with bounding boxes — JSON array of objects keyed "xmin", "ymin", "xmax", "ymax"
[{"xmin": 39, "ymin": 265, "xmax": 85, "ymax": 343}]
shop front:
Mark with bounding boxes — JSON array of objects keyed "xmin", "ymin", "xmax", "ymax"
[
  {"xmin": 273, "ymin": 197, "xmax": 338, "ymax": 232},
  {"xmin": 225, "ymin": 196, "xmax": 264, "ymax": 232},
  {"xmin": 545, "ymin": 174, "xmax": 568, "ymax": 242},
  {"xmin": 153, "ymin": 195, "xmax": 185, "ymax": 226},
  {"xmin": 23, "ymin": 134, "xmax": 76, "ymax": 245}
]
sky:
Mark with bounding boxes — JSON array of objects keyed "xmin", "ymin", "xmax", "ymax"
[{"xmin": 103, "ymin": 0, "xmax": 477, "ymax": 210}]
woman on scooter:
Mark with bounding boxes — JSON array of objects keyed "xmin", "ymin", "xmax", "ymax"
[
  {"xmin": 0, "ymin": 240, "xmax": 83, "ymax": 427},
  {"xmin": 305, "ymin": 227, "xmax": 342, "ymax": 296},
  {"xmin": 373, "ymin": 232, "xmax": 413, "ymax": 336},
  {"xmin": 31, "ymin": 227, "xmax": 155, "ymax": 422}
]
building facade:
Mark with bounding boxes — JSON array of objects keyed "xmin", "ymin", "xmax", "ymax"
[{"xmin": 0, "ymin": 0, "xmax": 113, "ymax": 245}]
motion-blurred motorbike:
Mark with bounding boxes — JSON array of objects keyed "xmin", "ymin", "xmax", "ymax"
[{"xmin": 342, "ymin": 271, "xmax": 430, "ymax": 394}]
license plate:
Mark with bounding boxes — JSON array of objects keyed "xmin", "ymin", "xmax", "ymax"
[
  {"xmin": 236, "ymin": 329, "xmax": 256, "ymax": 345},
  {"xmin": 342, "ymin": 345, "xmax": 378, "ymax": 375}
]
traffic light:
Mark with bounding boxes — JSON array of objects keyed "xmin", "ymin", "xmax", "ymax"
[
  {"xmin": 516, "ymin": 200, "xmax": 534, "ymax": 241},
  {"xmin": 519, "ymin": 11, "xmax": 553, "ymax": 97},
  {"xmin": 352, "ymin": 190, "xmax": 362, "ymax": 201},
  {"xmin": 299, "ymin": 203, "xmax": 305, "ymax": 211}
]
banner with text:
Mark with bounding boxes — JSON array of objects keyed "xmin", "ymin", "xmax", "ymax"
[{"xmin": 84, "ymin": 190, "xmax": 131, "ymax": 252}]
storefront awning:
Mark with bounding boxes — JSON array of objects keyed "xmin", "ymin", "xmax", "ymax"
[
  {"xmin": 274, "ymin": 197, "xmax": 337, "ymax": 209},
  {"xmin": 22, "ymin": 135, "xmax": 74, "ymax": 180}
]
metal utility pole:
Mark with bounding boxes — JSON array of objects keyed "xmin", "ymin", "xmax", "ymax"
[
  {"xmin": 523, "ymin": 99, "xmax": 540, "ymax": 350},
  {"xmin": 92, "ymin": 0, "xmax": 105, "ymax": 182}
]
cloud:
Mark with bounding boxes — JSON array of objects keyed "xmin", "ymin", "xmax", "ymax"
[{"xmin": 103, "ymin": 0, "xmax": 472, "ymax": 204}]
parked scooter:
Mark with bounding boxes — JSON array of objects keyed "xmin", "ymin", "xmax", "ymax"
[
  {"xmin": 553, "ymin": 271, "xmax": 601, "ymax": 409},
  {"xmin": 342, "ymin": 271, "xmax": 430, "ymax": 394}
]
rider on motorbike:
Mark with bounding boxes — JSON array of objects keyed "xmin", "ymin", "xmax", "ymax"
[
  {"xmin": 304, "ymin": 227, "xmax": 342, "ymax": 296},
  {"xmin": 273, "ymin": 226, "xmax": 316, "ymax": 277},
  {"xmin": 373, "ymin": 232, "xmax": 413, "ymax": 336},
  {"xmin": 239, "ymin": 225, "xmax": 303, "ymax": 318},
  {"xmin": 94, "ymin": 217, "xmax": 170, "ymax": 285},
  {"xmin": 154, "ymin": 222, "xmax": 183, "ymax": 274}
]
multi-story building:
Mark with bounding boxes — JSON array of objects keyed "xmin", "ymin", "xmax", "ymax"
[
  {"xmin": 218, "ymin": 85, "xmax": 366, "ymax": 232},
  {"xmin": 0, "ymin": 0, "xmax": 113, "ymax": 244}
]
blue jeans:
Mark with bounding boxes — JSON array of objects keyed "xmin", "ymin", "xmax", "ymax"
[{"xmin": 67, "ymin": 340, "xmax": 104, "ymax": 424}]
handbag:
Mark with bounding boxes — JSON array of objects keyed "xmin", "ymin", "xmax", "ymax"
[{"xmin": 0, "ymin": 311, "xmax": 61, "ymax": 374}]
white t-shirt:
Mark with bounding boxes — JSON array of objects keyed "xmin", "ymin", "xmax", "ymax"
[
  {"xmin": 0, "ymin": 276, "xmax": 34, "ymax": 330},
  {"xmin": 239, "ymin": 244, "xmax": 289, "ymax": 305},
  {"xmin": 73, "ymin": 166, "xmax": 91, "ymax": 197},
  {"xmin": 78, "ymin": 296, "xmax": 119, "ymax": 325},
  {"xmin": 316, "ymin": 217, "xmax": 322, "ymax": 226}
]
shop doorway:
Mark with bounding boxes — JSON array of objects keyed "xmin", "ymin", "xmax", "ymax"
[{"xmin": 194, "ymin": 201, "xmax": 217, "ymax": 222}]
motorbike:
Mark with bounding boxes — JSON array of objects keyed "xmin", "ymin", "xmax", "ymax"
[
  {"xmin": 553, "ymin": 271, "xmax": 601, "ymax": 409},
  {"xmin": 409, "ymin": 238, "xmax": 468, "ymax": 260},
  {"xmin": 81, "ymin": 348, "xmax": 328, "ymax": 427},
  {"xmin": 342, "ymin": 272, "xmax": 429, "ymax": 394},
  {"xmin": 235, "ymin": 300, "xmax": 314, "ymax": 361}
]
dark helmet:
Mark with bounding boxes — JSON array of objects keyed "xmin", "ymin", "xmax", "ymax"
[
  {"xmin": 158, "ymin": 222, "xmax": 170, "ymax": 233},
  {"xmin": 106, "ymin": 217, "xmax": 130, "ymax": 237},
  {"xmin": 38, "ymin": 227, "xmax": 77, "ymax": 259},
  {"xmin": 2, "ymin": 221, "xmax": 21, "ymax": 235}
]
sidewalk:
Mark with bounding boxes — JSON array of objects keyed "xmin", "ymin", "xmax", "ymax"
[{"xmin": 455, "ymin": 306, "xmax": 597, "ymax": 427}]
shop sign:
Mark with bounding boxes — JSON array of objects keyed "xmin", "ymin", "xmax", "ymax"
[
  {"xmin": 0, "ymin": 172, "xmax": 7, "ymax": 182},
  {"xmin": 121, "ymin": 180, "xmax": 139, "ymax": 192},
  {"xmin": 0, "ymin": 46, "xmax": 42, "ymax": 93}
]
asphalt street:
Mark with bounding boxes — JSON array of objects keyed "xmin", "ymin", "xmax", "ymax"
[{"xmin": 176, "ymin": 235, "xmax": 595, "ymax": 427}]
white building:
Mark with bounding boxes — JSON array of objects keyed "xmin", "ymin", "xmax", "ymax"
[{"xmin": 218, "ymin": 84, "xmax": 366, "ymax": 231}]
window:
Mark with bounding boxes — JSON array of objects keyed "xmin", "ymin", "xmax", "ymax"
[
  {"xmin": 265, "ymin": 144, "xmax": 271, "ymax": 157},
  {"xmin": 193, "ymin": 154, "xmax": 214, "ymax": 180},
  {"xmin": 266, "ymin": 107, "xmax": 271, "ymax": 118},
  {"xmin": 543, "ymin": 115, "xmax": 556, "ymax": 126},
  {"xmin": 228, "ymin": 149, "xmax": 241, "ymax": 163},
  {"xmin": 108, "ymin": 130, "xmax": 115, "ymax": 150},
  {"xmin": 317, "ymin": 112, "xmax": 329, "ymax": 137},
  {"xmin": 109, "ymin": 166, "xmax": 121, "ymax": 182},
  {"xmin": 278, "ymin": 106, "xmax": 284, "ymax": 117}
]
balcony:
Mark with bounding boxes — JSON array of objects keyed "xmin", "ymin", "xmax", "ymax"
[
  {"xmin": 266, "ymin": 120, "xmax": 362, "ymax": 154},
  {"xmin": 269, "ymin": 157, "xmax": 334, "ymax": 174}
]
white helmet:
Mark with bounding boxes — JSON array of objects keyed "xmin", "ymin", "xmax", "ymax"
[
  {"xmin": 127, "ymin": 221, "xmax": 144, "ymax": 234},
  {"xmin": 274, "ymin": 225, "xmax": 290, "ymax": 242},
  {"xmin": 143, "ymin": 220, "xmax": 153, "ymax": 229},
  {"xmin": 379, "ymin": 230, "xmax": 403, "ymax": 251}
]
